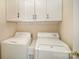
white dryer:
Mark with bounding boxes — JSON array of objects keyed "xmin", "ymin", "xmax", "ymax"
[
  {"xmin": 35, "ymin": 32, "xmax": 71, "ymax": 59},
  {"xmin": 1, "ymin": 32, "xmax": 31, "ymax": 59}
]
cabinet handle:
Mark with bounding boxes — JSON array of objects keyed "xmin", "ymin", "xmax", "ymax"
[
  {"xmin": 33, "ymin": 14, "xmax": 37, "ymax": 19},
  {"xmin": 32, "ymin": 15, "xmax": 34, "ymax": 19},
  {"xmin": 35, "ymin": 14, "xmax": 37, "ymax": 19},
  {"xmin": 46, "ymin": 14, "xmax": 49, "ymax": 19},
  {"xmin": 17, "ymin": 12, "xmax": 19, "ymax": 18},
  {"xmin": 33, "ymin": 15, "xmax": 34, "ymax": 19},
  {"xmin": 29, "ymin": 55, "xmax": 33, "ymax": 59}
]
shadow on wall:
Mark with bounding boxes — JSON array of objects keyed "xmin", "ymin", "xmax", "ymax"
[{"xmin": 16, "ymin": 22, "xmax": 60, "ymax": 40}]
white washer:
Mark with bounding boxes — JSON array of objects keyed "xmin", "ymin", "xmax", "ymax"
[
  {"xmin": 1, "ymin": 32, "xmax": 31, "ymax": 59},
  {"xmin": 35, "ymin": 32, "xmax": 71, "ymax": 59},
  {"xmin": 35, "ymin": 44, "xmax": 71, "ymax": 59},
  {"xmin": 28, "ymin": 40, "xmax": 36, "ymax": 59}
]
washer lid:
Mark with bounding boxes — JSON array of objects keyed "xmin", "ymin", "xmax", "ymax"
[
  {"xmin": 37, "ymin": 32, "xmax": 59, "ymax": 39},
  {"xmin": 2, "ymin": 38, "xmax": 28, "ymax": 45},
  {"xmin": 14, "ymin": 32, "xmax": 31, "ymax": 39},
  {"xmin": 36, "ymin": 38, "xmax": 67, "ymax": 47},
  {"xmin": 36, "ymin": 44, "xmax": 71, "ymax": 53}
]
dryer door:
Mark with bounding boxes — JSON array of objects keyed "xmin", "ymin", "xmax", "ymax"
[{"xmin": 35, "ymin": 44, "xmax": 69, "ymax": 59}]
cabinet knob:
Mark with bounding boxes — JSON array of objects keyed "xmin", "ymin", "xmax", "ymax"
[
  {"xmin": 46, "ymin": 14, "xmax": 49, "ymax": 19},
  {"xmin": 33, "ymin": 14, "xmax": 37, "ymax": 19},
  {"xmin": 17, "ymin": 12, "xmax": 19, "ymax": 18},
  {"xmin": 33, "ymin": 15, "xmax": 34, "ymax": 19},
  {"xmin": 35, "ymin": 14, "xmax": 37, "ymax": 19}
]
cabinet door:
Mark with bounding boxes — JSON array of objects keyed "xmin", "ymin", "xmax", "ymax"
[
  {"xmin": 6, "ymin": 0, "xmax": 18, "ymax": 21},
  {"xmin": 25, "ymin": 0, "xmax": 34, "ymax": 21},
  {"xmin": 35, "ymin": 0, "xmax": 46, "ymax": 21},
  {"xmin": 19, "ymin": 0, "xmax": 34, "ymax": 21},
  {"xmin": 47, "ymin": 0, "xmax": 62, "ymax": 21},
  {"xmin": 19, "ymin": 0, "xmax": 25, "ymax": 21}
]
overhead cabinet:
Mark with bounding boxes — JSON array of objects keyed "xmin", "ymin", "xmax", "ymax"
[
  {"xmin": 19, "ymin": 0, "xmax": 35, "ymax": 21},
  {"xmin": 6, "ymin": 0, "xmax": 62, "ymax": 22},
  {"xmin": 35, "ymin": 0, "xmax": 47, "ymax": 21},
  {"xmin": 46, "ymin": 0, "xmax": 62, "ymax": 21},
  {"xmin": 6, "ymin": 0, "xmax": 18, "ymax": 21},
  {"xmin": 35, "ymin": 0, "xmax": 62, "ymax": 21}
]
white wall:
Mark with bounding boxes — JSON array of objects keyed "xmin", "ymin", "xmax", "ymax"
[
  {"xmin": 0, "ymin": 0, "xmax": 16, "ymax": 58},
  {"xmin": 0, "ymin": 0, "xmax": 16, "ymax": 41},
  {"xmin": 59, "ymin": 0, "xmax": 73, "ymax": 49},
  {"xmin": 16, "ymin": 22, "xmax": 59, "ymax": 40},
  {"xmin": 73, "ymin": 0, "xmax": 79, "ymax": 59},
  {"xmin": 73, "ymin": 0, "xmax": 79, "ymax": 51},
  {"xmin": 73, "ymin": 1, "xmax": 79, "ymax": 59}
]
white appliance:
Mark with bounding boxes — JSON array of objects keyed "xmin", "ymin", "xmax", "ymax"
[
  {"xmin": 28, "ymin": 40, "xmax": 36, "ymax": 59},
  {"xmin": 1, "ymin": 32, "xmax": 31, "ymax": 59},
  {"xmin": 35, "ymin": 32, "xmax": 71, "ymax": 59}
]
